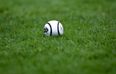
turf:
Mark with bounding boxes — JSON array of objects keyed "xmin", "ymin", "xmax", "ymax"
[{"xmin": 0, "ymin": 0, "xmax": 116, "ymax": 74}]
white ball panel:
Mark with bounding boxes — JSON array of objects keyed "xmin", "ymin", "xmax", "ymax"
[{"xmin": 59, "ymin": 22, "xmax": 64, "ymax": 35}]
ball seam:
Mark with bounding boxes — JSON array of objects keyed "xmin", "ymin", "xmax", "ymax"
[
  {"xmin": 57, "ymin": 21, "xmax": 60, "ymax": 36},
  {"xmin": 47, "ymin": 23, "xmax": 52, "ymax": 36}
]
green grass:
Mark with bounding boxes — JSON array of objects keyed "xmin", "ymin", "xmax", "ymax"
[{"xmin": 0, "ymin": 0, "xmax": 116, "ymax": 74}]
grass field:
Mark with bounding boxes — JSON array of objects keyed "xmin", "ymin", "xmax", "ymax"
[{"xmin": 0, "ymin": 0, "xmax": 116, "ymax": 74}]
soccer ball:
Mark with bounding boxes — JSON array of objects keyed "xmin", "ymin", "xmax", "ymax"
[{"xmin": 44, "ymin": 20, "xmax": 64, "ymax": 36}]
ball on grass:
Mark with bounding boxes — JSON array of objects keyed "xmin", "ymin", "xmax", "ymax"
[{"xmin": 44, "ymin": 20, "xmax": 64, "ymax": 36}]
